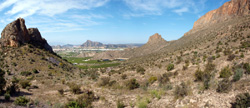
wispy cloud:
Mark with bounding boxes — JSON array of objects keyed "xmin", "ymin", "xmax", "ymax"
[
  {"xmin": 173, "ymin": 7, "xmax": 189, "ymax": 15},
  {"xmin": 0, "ymin": 0, "xmax": 110, "ymax": 33},
  {"xmin": 0, "ymin": 0, "xmax": 110, "ymax": 17},
  {"xmin": 123, "ymin": 0, "xmax": 207, "ymax": 17}
]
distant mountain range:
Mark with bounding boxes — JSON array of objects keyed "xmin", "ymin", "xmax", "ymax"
[
  {"xmin": 52, "ymin": 40, "xmax": 143, "ymax": 49},
  {"xmin": 92, "ymin": 33, "xmax": 171, "ymax": 59}
]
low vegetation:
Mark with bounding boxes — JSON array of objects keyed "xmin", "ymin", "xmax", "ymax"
[
  {"xmin": 216, "ymin": 79, "xmax": 232, "ymax": 93},
  {"xmin": 66, "ymin": 91, "xmax": 95, "ymax": 108},
  {"xmin": 126, "ymin": 78, "xmax": 140, "ymax": 90},
  {"xmin": 174, "ymin": 82, "xmax": 188, "ymax": 99},
  {"xmin": 166, "ymin": 63, "xmax": 174, "ymax": 71},
  {"xmin": 219, "ymin": 66, "xmax": 232, "ymax": 78},
  {"xmin": 14, "ymin": 96, "xmax": 29, "ymax": 106},
  {"xmin": 68, "ymin": 82, "xmax": 81, "ymax": 94},
  {"xmin": 231, "ymin": 92, "xmax": 250, "ymax": 108}
]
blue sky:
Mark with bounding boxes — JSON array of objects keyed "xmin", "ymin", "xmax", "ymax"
[{"xmin": 0, "ymin": 0, "xmax": 230, "ymax": 45}]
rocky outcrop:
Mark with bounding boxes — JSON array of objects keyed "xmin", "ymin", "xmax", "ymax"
[
  {"xmin": 81, "ymin": 40, "xmax": 104, "ymax": 48},
  {"xmin": 0, "ymin": 18, "xmax": 53, "ymax": 52},
  {"xmin": 28, "ymin": 28, "xmax": 53, "ymax": 52},
  {"xmin": 147, "ymin": 33, "xmax": 167, "ymax": 45},
  {"xmin": 193, "ymin": 0, "xmax": 250, "ymax": 29},
  {"xmin": 1, "ymin": 18, "xmax": 30, "ymax": 47}
]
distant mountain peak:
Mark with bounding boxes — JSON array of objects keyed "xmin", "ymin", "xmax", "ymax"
[
  {"xmin": 147, "ymin": 33, "xmax": 167, "ymax": 44},
  {"xmin": 81, "ymin": 40, "xmax": 104, "ymax": 48},
  {"xmin": 193, "ymin": 0, "xmax": 250, "ymax": 29}
]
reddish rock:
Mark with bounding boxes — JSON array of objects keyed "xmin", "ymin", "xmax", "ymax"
[
  {"xmin": 147, "ymin": 33, "xmax": 167, "ymax": 44},
  {"xmin": 1, "ymin": 18, "xmax": 30, "ymax": 47},
  {"xmin": 0, "ymin": 18, "xmax": 53, "ymax": 52},
  {"xmin": 193, "ymin": 0, "xmax": 250, "ymax": 29}
]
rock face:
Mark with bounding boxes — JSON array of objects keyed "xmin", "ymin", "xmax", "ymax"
[
  {"xmin": 81, "ymin": 40, "xmax": 104, "ymax": 48},
  {"xmin": 147, "ymin": 33, "xmax": 167, "ymax": 45},
  {"xmin": 193, "ymin": 0, "xmax": 250, "ymax": 29},
  {"xmin": 0, "ymin": 18, "xmax": 53, "ymax": 52}
]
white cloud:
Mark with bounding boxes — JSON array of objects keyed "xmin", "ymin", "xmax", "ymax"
[
  {"xmin": 123, "ymin": 0, "xmax": 207, "ymax": 17},
  {"xmin": 173, "ymin": 7, "xmax": 189, "ymax": 15},
  {"xmin": 0, "ymin": 0, "xmax": 109, "ymax": 18},
  {"xmin": 0, "ymin": 0, "xmax": 110, "ymax": 33}
]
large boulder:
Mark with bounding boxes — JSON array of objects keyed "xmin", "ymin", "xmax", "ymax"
[
  {"xmin": 0, "ymin": 18, "xmax": 53, "ymax": 52},
  {"xmin": 1, "ymin": 18, "xmax": 30, "ymax": 47}
]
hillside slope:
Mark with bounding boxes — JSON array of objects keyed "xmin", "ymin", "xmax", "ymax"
[{"xmin": 93, "ymin": 33, "xmax": 170, "ymax": 59}]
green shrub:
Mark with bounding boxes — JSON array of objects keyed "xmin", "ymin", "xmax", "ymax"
[
  {"xmin": 121, "ymin": 74, "xmax": 127, "ymax": 79},
  {"xmin": 227, "ymin": 54, "xmax": 236, "ymax": 61},
  {"xmin": 0, "ymin": 68, "xmax": 6, "ymax": 93},
  {"xmin": 216, "ymin": 79, "xmax": 232, "ymax": 93},
  {"xmin": 126, "ymin": 78, "xmax": 140, "ymax": 90},
  {"xmin": 166, "ymin": 64, "xmax": 174, "ymax": 71},
  {"xmin": 20, "ymin": 71, "xmax": 32, "ymax": 76},
  {"xmin": 204, "ymin": 62, "xmax": 215, "ymax": 72},
  {"xmin": 136, "ymin": 66, "xmax": 145, "ymax": 75},
  {"xmin": 98, "ymin": 76, "xmax": 110, "ymax": 86},
  {"xmin": 148, "ymin": 76, "xmax": 157, "ymax": 84},
  {"xmin": 231, "ymin": 92, "xmax": 250, "ymax": 108},
  {"xmin": 32, "ymin": 69, "xmax": 39, "ymax": 74},
  {"xmin": 68, "ymin": 82, "xmax": 81, "ymax": 94},
  {"xmin": 194, "ymin": 68, "xmax": 203, "ymax": 81},
  {"xmin": 65, "ymin": 91, "xmax": 95, "ymax": 108},
  {"xmin": 14, "ymin": 96, "xmax": 29, "ymax": 106},
  {"xmin": 150, "ymin": 90, "xmax": 164, "ymax": 99},
  {"xmin": 232, "ymin": 68, "xmax": 244, "ymax": 82},
  {"xmin": 224, "ymin": 49, "xmax": 232, "ymax": 55},
  {"xmin": 240, "ymin": 41, "xmax": 250, "ymax": 48},
  {"xmin": 136, "ymin": 97, "xmax": 150, "ymax": 108},
  {"xmin": 117, "ymin": 100, "xmax": 125, "ymax": 108},
  {"xmin": 219, "ymin": 66, "xmax": 232, "ymax": 78},
  {"xmin": 158, "ymin": 73, "xmax": 170, "ymax": 85},
  {"xmin": 66, "ymin": 101, "xmax": 81, "ymax": 108},
  {"xmin": 4, "ymin": 93, "xmax": 10, "ymax": 101},
  {"xmin": 174, "ymin": 82, "xmax": 188, "ymax": 99},
  {"xmin": 76, "ymin": 91, "xmax": 95, "ymax": 108},
  {"xmin": 84, "ymin": 69, "xmax": 99, "ymax": 81},
  {"xmin": 6, "ymin": 83, "xmax": 19, "ymax": 95},
  {"xmin": 243, "ymin": 63, "xmax": 250, "ymax": 74},
  {"xmin": 19, "ymin": 80, "xmax": 31, "ymax": 89}
]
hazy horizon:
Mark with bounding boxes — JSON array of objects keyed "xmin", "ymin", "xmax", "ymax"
[{"xmin": 0, "ymin": 0, "xmax": 230, "ymax": 45}]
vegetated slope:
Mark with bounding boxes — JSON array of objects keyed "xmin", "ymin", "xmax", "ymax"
[
  {"xmin": 0, "ymin": 18, "xmax": 80, "ymax": 107},
  {"xmin": 109, "ymin": 0, "xmax": 249, "ymax": 107},
  {"xmin": 127, "ymin": 0, "xmax": 250, "ymax": 63},
  {"xmin": 93, "ymin": 33, "xmax": 170, "ymax": 59}
]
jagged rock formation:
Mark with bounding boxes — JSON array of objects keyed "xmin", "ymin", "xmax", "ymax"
[
  {"xmin": 194, "ymin": 0, "xmax": 250, "ymax": 29},
  {"xmin": 0, "ymin": 18, "xmax": 53, "ymax": 52}
]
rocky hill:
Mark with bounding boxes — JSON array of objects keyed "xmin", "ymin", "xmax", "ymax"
[
  {"xmin": 0, "ymin": 18, "xmax": 53, "ymax": 52},
  {"xmin": 185, "ymin": 0, "xmax": 250, "ymax": 36},
  {"xmin": 0, "ymin": 18, "xmax": 79, "ymax": 107},
  {"xmin": 194, "ymin": 0, "xmax": 250, "ymax": 29},
  {"xmin": 93, "ymin": 33, "xmax": 170, "ymax": 59},
  {"xmin": 0, "ymin": 0, "xmax": 249, "ymax": 108},
  {"xmin": 81, "ymin": 40, "xmax": 104, "ymax": 48}
]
